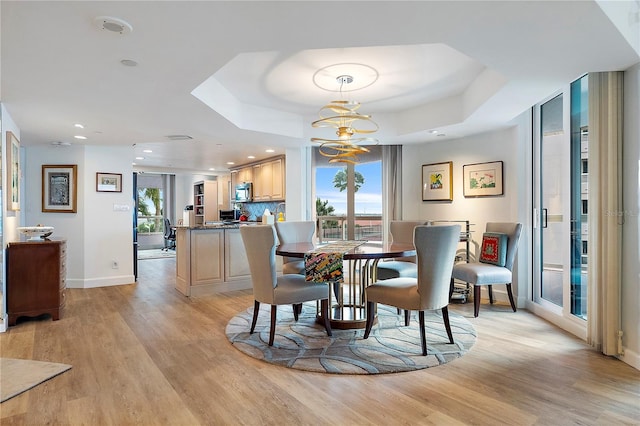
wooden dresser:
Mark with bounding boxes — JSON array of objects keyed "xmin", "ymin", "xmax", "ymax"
[{"xmin": 6, "ymin": 238, "xmax": 67, "ymax": 326}]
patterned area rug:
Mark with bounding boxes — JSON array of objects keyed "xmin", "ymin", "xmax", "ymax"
[
  {"xmin": 0, "ymin": 358, "xmax": 72, "ymax": 402},
  {"xmin": 225, "ymin": 303, "xmax": 476, "ymax": 374}
]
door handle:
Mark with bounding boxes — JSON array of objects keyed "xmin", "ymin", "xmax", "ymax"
[{"xmin": 542, "ymin": 208, "xmax": 548, "ymax": 228}]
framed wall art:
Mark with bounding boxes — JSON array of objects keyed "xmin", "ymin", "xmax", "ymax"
[
  {"xmin": 6, "ymin": 131, "xmax": 20, "ymax": 211},
  {"xmin": 422, "ymin": 161, "xmax": 453, "ymax": 201},
  {"xmin": 463, "ymin": 161, "xmax": 504, "ymax": 197},
  {"xmin": 96, "ymin": 172, "xmax": 122, "ymax": 192},
  {"xmin": 42, "ymin": 164, "xmax": 78, "ymax": 213}
]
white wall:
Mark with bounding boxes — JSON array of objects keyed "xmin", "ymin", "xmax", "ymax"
[
  {"xmin": 173, "ymin": 173, "xmax": 219, "ymax": 225},
  {"xmin": 622, "ymin": 63, "xmax": 640, "ymax": 368},
  {"xmin": 24, "ymin": 144, "xmax": 135, "ymax": 288},
  {"xmin": 402, "ymin": 120, "xmax": 530, "ymax": 306}
]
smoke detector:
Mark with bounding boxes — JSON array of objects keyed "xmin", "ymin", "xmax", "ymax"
[{"xmin": 95, "ymin": 16, "xmax": 133, "ymax": 34}]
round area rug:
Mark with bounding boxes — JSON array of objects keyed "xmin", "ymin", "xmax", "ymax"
[{"xmin": 225, "ymin": 303, "xmax": 476, "ymax": 374}]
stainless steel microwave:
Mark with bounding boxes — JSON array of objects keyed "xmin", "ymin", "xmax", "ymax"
[{"xmin": 235, "ymin": 182, "xmax": 253, "ymax": 202}]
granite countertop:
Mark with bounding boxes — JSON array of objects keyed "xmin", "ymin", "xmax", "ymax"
[{"xmin": 175, "ymin": 222, "xmax": 264, "ymax": 230}]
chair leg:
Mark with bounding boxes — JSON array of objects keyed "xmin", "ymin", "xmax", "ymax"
[
  {"xmin": 292, "ymin": 303, "xmax": 302, "ymax": 321},
  {"xmin": 404, "ymin": 309, "xmax": 410, "ymax": 326},
  {"xmin": 250, "ymin": 300, "xmax": 260, "ymax": 333},
  {"xmin": 488, "ymin": 285, "xmax": 494, "ymax": 304},
  {"xmin": 333, "ymin": 282, "xmax": 341, "ymax": 301},
  {"xmin": 268, "ymin": 305, "xmax": 277, "ymax": 346},
  {"xmin": 474, "ymin": 286, "xmax": 481, "ymax": 317},
  {"xmin": 418, "ymin": 311, "xmax": 427, "ymax": 356},
  {"xmin": 449, "ymin": 277, "xmax": 455, "ymax": 301},
  {"xmin": 364, "ymin": 301, "xmax": 375, "ymax": 339},
  {"xmin": 321, "ymin": 299, "xmax": 332, "ymax": 337},
  {"xmin": 442, "ymin": 306, "xmax": 454, "ymax": 344},
  {"xmin": 506, "ymin": 283, "xmax": 517, "ymax": 312}
]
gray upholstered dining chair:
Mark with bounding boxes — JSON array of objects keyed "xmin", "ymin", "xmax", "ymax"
[
  {"xmin": 450, "ymin": 222, "xmax": 522, "ymax": 317},
  {"xmin": 240, "ymin": 225, "xmax": 331, "ymax": 346},
  {"xmin": 375, "ymin": 220, "xmax": 426, "ymax": 281},
  {"xmin": 364, "ymin": 224, "xmax": 461, "ymax": 356},
  {"xmin": 274, "ymin": 221, "xmax": 316, "ymax": 275}
]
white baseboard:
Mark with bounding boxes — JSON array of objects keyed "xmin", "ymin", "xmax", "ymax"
[
  {"xmin": 67, "ymin": 275, "xmax": 136, "ymax": 289},
  {"xmin": 618, "ymin": 347, "xmax": 640, "ymax": 371},
  {"xmin": 0, "ymin": 314, "xmax": 7, "ymax": 333}
]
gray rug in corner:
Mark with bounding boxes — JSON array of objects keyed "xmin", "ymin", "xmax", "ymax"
[
  {"xmin": 225, "ymin": 303, "xmax": 476, "ymax": 374},
  {"xmin": 1, "ymin": 358, "xmax": 72, "ymax": 402}
]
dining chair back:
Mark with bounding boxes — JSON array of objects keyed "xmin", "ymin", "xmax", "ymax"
[
  {"xmin": 240, "ymin": 225, "xmax": 331, "ymax": 346},
  {"xmin": 375, "ymin": 220, "xmax": 425, "ymax": 280},
  {"xmin": 275, "ymin": 221, "xmax": 315, "ymax": 275},
  {"xmin": 450, "ymin": 222, "xmax": 523, "ymax": 317},
  {"xmin": 364, "ymin": 224, "xmax": 461, "ymax": 355}
]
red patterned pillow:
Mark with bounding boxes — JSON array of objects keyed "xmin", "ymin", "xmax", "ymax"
[{"xmin": 479, "ymin": 232, "xmax": 508, "ymax": 267}]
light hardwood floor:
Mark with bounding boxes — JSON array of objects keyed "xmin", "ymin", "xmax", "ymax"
[{"xmin": 1, "ymin": 258, "xmax": 638, "ymax": 425}]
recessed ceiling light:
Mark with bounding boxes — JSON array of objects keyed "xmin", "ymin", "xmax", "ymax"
[
  {"xmin": 120, "ymin": 59, "xmax": 138, "ymax": 67},
  {"xmin": 226, "ymin": 162, "xmax": 235, "ymax": 165},
  {"xmin": 74, "ymin": 135, "xmax": 87, "ymax": 140},
  {"xmin": 265, "ymin": 149, "xmax": 275, "ymax": 153},
  {"xmin": 247, "ymin": 155, "xmax": 255, "ymax": 159},
  {"xmin": 208, "ymin": 168, "xmax": 215, "ymax": 171},
  {"xmin": 95, "ymin": 16, "xmax": 133, "ymax": 34},
  {"xmin": 135, "ymin": 156, "xmax": 145, "ymax": 160},
  {"xmin": 142, "ymin": 149, "xmax": 152, "ymax": 153},
  {"xmin": 74, "ymin": 123, "xmax": 84, "ymax": 129},
  {"xmin": 430, "ymin": 130, "xmax": 439, "ymax": 134},
  {"xmin": 132, "ymin": 162, "xmax": 137, "ymax": 166}
]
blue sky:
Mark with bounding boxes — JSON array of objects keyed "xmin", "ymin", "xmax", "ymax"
[{"xmin": 315, "ymin": 162, "xmax": 382, "ymax": 215}]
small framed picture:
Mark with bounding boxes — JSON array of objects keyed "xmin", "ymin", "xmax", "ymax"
[
  {"xmin": 96, "ymin": 172, "xmax": 122, "ymax": 192},
  {"xmin": 463, "ymin": 161, "xmax": 504, "ymax": 197},
  {"xmin": 42, "ymin": 165, "xmax": 78, "ymax": 213},
  {"xmin": 6, "ymin": 131, "xmax": 20, "ymax": 211},
  {"xmin": 422, "ymin": 161, "xmax": 453, "ymax": 201}
]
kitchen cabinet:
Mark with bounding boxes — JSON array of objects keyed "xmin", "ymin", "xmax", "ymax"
[
  {"xmin": 269, "ymin": 158, "xmax": 284, "ymax": 200},
  {"xmin": 250, "ymin": 158, "xmax": 284, "ymax": 201},
  {"xmin": 193, "ymin": 180, "xmax": 218, "ymax": 225},
  {"xmin": 176, "ymin": 228, "xmax": 224, "ymax": 296},
  {"xmin": 232, "ymin": 167, "xmax": 253, "ymax": 189},
  {"xmin": 175, "ymin": 225, "xmax": 282, "ymax": 297},
  {"xmin": 224, "ymin": 229, "xmax": 251, "ymax": 281},
  {"xmin": 229, "ymin": 156, "xmax": 285, "ymax": 202},
  {"xmin": 6, "ymin": 239, "xmax": 66, "ymax": 326},
  {"xmin": 252, "ymin": 164, "xmax": 264, "ymax": 200}
]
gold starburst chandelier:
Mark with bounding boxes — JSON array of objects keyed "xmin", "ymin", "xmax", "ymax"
[{"xmin": 311, "ymin": 75, "xmax": 378, "ymax": 164}]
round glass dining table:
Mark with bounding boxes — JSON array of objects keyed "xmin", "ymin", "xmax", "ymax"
[{"xmin": 276, "ymin": 241, "xmax": 416, "ymax": 329}]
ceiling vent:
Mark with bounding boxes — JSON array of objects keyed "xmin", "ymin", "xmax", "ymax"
[
  {"xmin": 95, "ymin": 16, "xmax": 133, "ymax": 34},
  {"xmin": 166, "ymin": 135, "xmax": 193, "ymax": 141}
]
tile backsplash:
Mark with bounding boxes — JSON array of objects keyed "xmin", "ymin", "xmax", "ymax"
[{"xmin": 238, "ymin": 201, "xmax": 284, "ymax": 221}]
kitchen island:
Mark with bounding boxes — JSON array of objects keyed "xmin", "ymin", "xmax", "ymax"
[{"xmin": 175, "ymin": 223, "xmax": 281, "ymax": 297}]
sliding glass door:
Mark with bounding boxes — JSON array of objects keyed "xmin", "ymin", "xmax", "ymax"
[{"xmin": 532, "ymin": 76, "xmax": 588, "ymax": 331}]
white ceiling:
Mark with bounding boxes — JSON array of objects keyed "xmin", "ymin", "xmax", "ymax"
[{"xmin": 1, "ymin": 1, "xmax": 638, "ymax": 174}]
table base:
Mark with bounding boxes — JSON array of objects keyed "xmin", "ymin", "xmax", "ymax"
[{"xmin": 316, "ymin": 311, "xmax": 377, "ymax": 330}]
